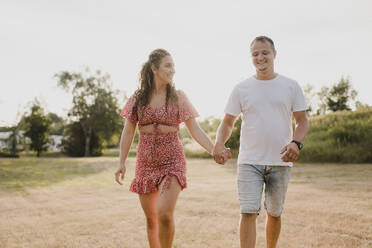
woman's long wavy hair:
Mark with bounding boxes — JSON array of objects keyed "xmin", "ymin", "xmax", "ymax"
[{"xmin": 133, "ymin": 49, "xmax": 178, "ymax": 119}]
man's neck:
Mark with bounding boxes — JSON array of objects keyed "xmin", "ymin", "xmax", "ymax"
[{"xmin": 255, "ymin": 70, "xmax": 277, "ymax": 80}]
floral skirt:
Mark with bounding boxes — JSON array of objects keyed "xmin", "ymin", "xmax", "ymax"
[{"xmin": 130, "ymin": 132, "xmax": 187, "ymax": 194}]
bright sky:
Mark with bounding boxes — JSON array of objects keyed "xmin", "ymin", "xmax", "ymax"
[{"xmin": 1, "ymin": 0, "xmax": 372, "ymax": 126}]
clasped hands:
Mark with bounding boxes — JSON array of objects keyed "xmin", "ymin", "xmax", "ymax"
[
  {"xmin": 212, "ymin": 141, "xmax": 299, "ymax": 164},
  {"xmin": 212, "ymin": 143, "xmax": 232, "ymax": 165}
]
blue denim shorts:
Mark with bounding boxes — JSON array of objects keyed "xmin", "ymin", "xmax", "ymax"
[{"xmin": 237, "ymin": 164, "xmax": 291, "ymax": 217}]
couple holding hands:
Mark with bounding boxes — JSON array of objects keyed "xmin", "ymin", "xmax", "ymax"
[{"xmin": 115, "ymin": 36, "xmax": 309, "ymax": 248}]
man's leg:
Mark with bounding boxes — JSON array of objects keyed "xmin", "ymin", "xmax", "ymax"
[
  {"xmin": 266, "ymin": 213, "xmax": 281, "ymax": 248},
  {"xmin": 240, "ymin": 213, "xmax": 258, "ymax": 248},
  {"xmin": 237, "ymin": 164, "xmax": 265, "ymax": 248},
  {"xmin": 264, "ymin": 166, "xmax": 291, "ymax": 248}
]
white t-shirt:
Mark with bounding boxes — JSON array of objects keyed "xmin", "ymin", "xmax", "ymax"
[{"xmin": 224, "ymin": 74, "xmax": 307, "ymax": 167}]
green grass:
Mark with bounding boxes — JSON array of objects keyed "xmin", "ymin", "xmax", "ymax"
[
  {"xmin": 19, "ymin": 150, "xmax": 68, "ymax": 158},
  {"xmin": 101, "ymin": 147, "xmax": 137, "ymax": 157},
  {"xmin": 0, "ymin": 158, "xmax": 116, "ymax": 192}
]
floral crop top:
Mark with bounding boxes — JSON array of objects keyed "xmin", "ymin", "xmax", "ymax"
[{"xmin": 120, "ymin": 90, "xmax": 199, "ymax": 128}]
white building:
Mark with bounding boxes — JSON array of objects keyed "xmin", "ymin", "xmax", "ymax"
[
  {"xmin": 0, "ymin": 131, "xmax": 12, "ymax": 149},
  {"xmin": 0, "ymin": 131, "xmax": 62, "ymax": 151}
]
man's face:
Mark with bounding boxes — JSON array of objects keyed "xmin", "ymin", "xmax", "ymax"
[{"xmin": 250, "ymin": 40, "xmax": 276, "ymax": 73}]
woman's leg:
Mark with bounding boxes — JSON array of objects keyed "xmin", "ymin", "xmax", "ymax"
[
  {"xmin": 139, "ymin": 191, "xmax": 160, "ymax": 248},
  {"xmin": 157, "ymin": 176, "xmax": 182, "ymax": 248}
]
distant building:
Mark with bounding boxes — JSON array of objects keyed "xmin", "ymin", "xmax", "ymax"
[
  {"xmin": 0, "ymin": 131, "xmax": 12, "ymax": 149},
  {"xmin": 0, "ymin": 131, "xmax": 62, "ymax": 151},
  {"xmin": 48, "ymin": 135, "xmax": 63, "ymax": 151}
]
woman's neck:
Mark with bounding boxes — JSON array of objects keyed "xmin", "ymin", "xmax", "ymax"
[{"xmin": 153, "ymin": 80, "xmax": 167, "ymax": 94}]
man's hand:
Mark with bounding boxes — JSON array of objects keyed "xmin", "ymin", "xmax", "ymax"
[
  {"xmin": 115, "ymin": 164, "xmax": 126, "ymax": 185},
  {"xmin": 280, "ymin": 142, "xmax": 300, "ymax": 162},
  {"xmin": 213, "ymin": 143, "xmax": 232, "ymax": 165}
]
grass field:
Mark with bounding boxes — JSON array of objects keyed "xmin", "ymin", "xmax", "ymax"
[{"xmin": 0, "ymin": 157, "xmax": 371, "ymax": 248}]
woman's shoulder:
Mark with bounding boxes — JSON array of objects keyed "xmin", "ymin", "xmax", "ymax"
[
  {"xmin": 176, "ymin": 89, "xmax": 185, "ymax": 96},
  {"xmin": 176, "ymin": 89, "xmax": 188, "ymax": 101}
]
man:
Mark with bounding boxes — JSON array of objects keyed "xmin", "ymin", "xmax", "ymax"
[{"xmin": 212, "ymin": 36, "xmax": 309, "ymax": 248}]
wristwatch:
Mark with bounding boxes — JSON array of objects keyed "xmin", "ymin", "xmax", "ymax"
[{"xmin": 291, "ymin": 140, "xmax": 303, "ymax": 150}]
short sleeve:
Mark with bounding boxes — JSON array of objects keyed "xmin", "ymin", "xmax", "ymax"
[
  {"xmin": 120, "ymin": 94, "xmax": 138, "ymax": 123},
  {"xmin": 292, "ymin": 82, "xmax": 308, "ymax": 112},
  {"xmin": 224, "ymin": 85, "xmax": 241, "ymax": 116},
  {"xmin": 178, "ymin": 90, "xmax": 199, "ymax": 123}
]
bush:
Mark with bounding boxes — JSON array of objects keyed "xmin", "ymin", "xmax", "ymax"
[
  {"xmin": 0, "ymin": 151, "xmax": 19, "ymax": 158},
  {"xmin": 61, "ymin": 122, "xmax": 103, "ymax": 157},
  {"xmin": 298, "ymin": 107, "xmax": 372, "ymax": 163},
  {"xmin": 226, "ymin": 117, "xmax": 242, "ymax": 150}
]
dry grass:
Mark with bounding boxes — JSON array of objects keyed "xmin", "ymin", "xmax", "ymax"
[{"xmin": 0, "ymin": 158, "xmax": 371, "ymax": 248}]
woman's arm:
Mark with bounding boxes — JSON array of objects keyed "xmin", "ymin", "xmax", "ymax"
[
  {"xmin": 115, "ymin": 120, "xmax": 137, "ymax": 185},
  {"xmin": 184, "ymin": 118, "xmax": 214, "ymax": 155},
  {"xmin": 213, "ymin": 114, "xmax": 237, "ymax": 164}
]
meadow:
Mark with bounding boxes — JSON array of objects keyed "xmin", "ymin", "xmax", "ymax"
[{"xmin": 0, "ymin": 157, "xmax": 371, "ymax": 248}]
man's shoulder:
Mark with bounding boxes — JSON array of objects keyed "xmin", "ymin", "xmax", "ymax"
[
  {"xmin": 277, "ymin": 74, "xmax": 299, "ymax": 85},
  {"xmin": 234, "ymin": 77, "xmax": 256, "ymax": 89}
]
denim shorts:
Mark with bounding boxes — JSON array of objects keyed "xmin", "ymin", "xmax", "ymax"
[{"xmin": 237, "ymin": 164, "xmax": 291, "ymax": 217}]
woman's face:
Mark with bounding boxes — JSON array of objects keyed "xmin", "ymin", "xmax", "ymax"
[{"xmin": 153, "ymin": 55, "xmax": 175, "ymax": 85}]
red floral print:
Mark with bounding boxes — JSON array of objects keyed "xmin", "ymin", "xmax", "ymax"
[{"xmin": 120, "ymin": 90, "xmax": 199, "ymax": 194}]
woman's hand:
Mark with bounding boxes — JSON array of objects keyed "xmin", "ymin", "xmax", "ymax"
[
  {"xmin": 115, "ymin": 165, "xmax": 126, "ymax": 185},
  {"xmin": 213, "ymin": 143, "xmax": 232, "ymax": 165}
]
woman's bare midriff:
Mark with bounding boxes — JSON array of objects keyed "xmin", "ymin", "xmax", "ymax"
[{"xmin": 139, "ymin": 123, "xmax": 178, "ymax": 134}]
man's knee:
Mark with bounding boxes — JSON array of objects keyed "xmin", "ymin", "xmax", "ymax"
[
  {"xmin": 267, "ymin": 211, "xmax": 282, "ymax": 220},
  {"xmin": 241, "ymin": 213, "xmax": 258, "ymax": 222}
]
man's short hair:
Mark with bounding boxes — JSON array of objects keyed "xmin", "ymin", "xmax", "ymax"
[{"xmin": 250, "ymin": 36, "xmax": 276, "ymax": 52}]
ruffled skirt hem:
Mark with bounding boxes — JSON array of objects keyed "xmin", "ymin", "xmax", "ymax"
[{"xmin": 130, "ymin": 173, "xmax": 187, "ymax": 194}]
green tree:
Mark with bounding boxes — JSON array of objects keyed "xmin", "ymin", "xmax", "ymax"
[
  {"xmin": 316, "ymin": 86, "xmax": 329, "ymax": 115},
  {"xmin": 198, "ymin": 116, "xmax": 221, "ymax": 134},
  {"xmin": 23, "ymin": 101, "xmax": 51, "ymax": 157},
  {"xmin": 61, "ymin": 122, "xmax": 102, "ymax": 157},
  {"xmin": 303, "ymin": 83, "xmax": 316, "ymax": 115},
  {"xmin": 48, "ymin": 112, "xmax": 65, "ymax": 135},
  {"xmin": 326, "ymin": 76, "xmax": 358, "ymax": 112},
  {"xmin": 226, "ymin": 117, "xmax": 242, "ymax": 150},
  {"xmin": 55, "ymin": 68, "xmax": 122, "ymax": 157}
]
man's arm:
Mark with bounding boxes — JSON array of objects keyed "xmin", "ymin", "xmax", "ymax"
[
  {"xmin": 213, "ymin": 114, "xmax": 238, "ymax": 164},
  {"xmin": 281, "ymin": 110, "xmax": 309, "ymax": 162},
  {"xmin": 292, "ymin": 110, "xmax": 309, "ymax": 143}
]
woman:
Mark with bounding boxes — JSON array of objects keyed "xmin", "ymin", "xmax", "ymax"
[{"xmin": 115, "ymin": 49, "xmax": 225, "ymax": 248}]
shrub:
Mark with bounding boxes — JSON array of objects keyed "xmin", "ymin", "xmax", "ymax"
[
  {"xmin": 61, "ymin": 122, "xmax": 102, "ymax": 157},
  {"xmin": 298, "ymin": 107, "xmax": 372, "ymax": 163}
]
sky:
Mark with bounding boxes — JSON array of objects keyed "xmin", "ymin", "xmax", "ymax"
[{"xmin": 1, "ymin": 0, "xmax": 372, "ymax": 126}]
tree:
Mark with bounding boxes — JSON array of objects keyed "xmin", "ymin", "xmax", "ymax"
[
  {"xmin": 48, "ymin": 112, "xmax": 65, "ymax": 135},
  {"xmin": 326, "ymin": 76, "xmax": 358, "ymax": 112},
  {"xmin": 55, "ymin": 68, "xmax": 122, "ymax": 157},
  {"xmin": 61, "ymin": 122, "xmax": 102, "ymax": 157},
  {"xmin": 303, "ymin": 83, "xmax": 316, "ymax": 115},
  {"xmin": 226, "ymin": 117, "xmax": 242, "ymax": 150},
  {"xmin": 23, "ymin": 101, "xmax": 51, "ymax": 157},
  {"xmin": 316, "ymin": 86, "xmax": 329, "ymax": 115},
  {"xmin": 198, "ymin": 116, "xmax": 221, "ymax": 134}
]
